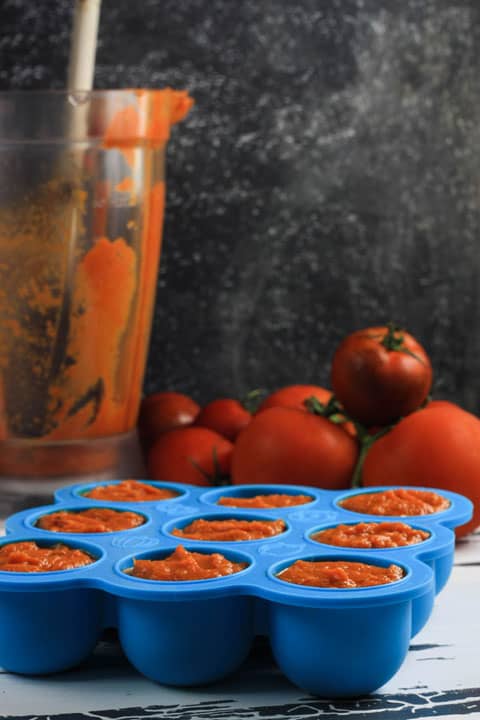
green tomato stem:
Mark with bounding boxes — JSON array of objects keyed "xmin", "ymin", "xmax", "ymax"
[
  {"xmin": 350, "ymin": 424, "xmax": 395, "ymax": 488},
  {"xmin": 380, "ymin": 321, "xmax": 424, "ymax": 364},
  {"xmin": 304, "ymin": 395, "xmax": 345, "ymax": 422},
  {"xmin": 242, "ymin": 388, "xmax": 266, "ymax": 413}
]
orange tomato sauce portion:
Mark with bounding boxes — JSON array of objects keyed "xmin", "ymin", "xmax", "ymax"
[
  {"xmin": 278, "ymin": 559, "xmax": 404, "ymax": 588},
  {"xmin": 128, "ymin": 545, "xmax": 247, "ymax": 581},
  {"xmin": 37, "ymin": 507, "xmax": 144, "ymax": 533},
  {"xmin": 85, "ymin": 480, "xmax": 178, "ymax": 502},
  {"xmin": 340, "ymin": 489, "xmax": 450, "ymax": 516},
  {"xmin": 312, "ymin": 521, "xmax": 430, "ymax": 549},
  {"xmin": 172, "ymin": 518, "xmax": 286, "ymax": 541},
  {"xmin": 217, "ymin": 493, "xmax": 312, "ymax": 509},
  {"xmin": 0, "ymin": 541, "xmax": 94, "ymax": 572}
]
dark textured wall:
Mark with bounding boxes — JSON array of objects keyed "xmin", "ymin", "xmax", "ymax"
[{"xmin": 2, "ymin": 0, "xmax": 480, "ymax": 409}]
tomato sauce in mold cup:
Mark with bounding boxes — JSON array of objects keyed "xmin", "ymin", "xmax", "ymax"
[
  {"xmin": 0, "ymin": 481, "xmax": 472, "ymax": 697},
  {"xmin": 75, "ymin": 479, "xmax": 187, "ymax": 504},
  {"xmin": 200, "ymin": 483, "xmax": 318, "ymax": 510},
  {"xmin": 310, "ymin": 521, "xmax": 431, "ymax": 550},
  {"xmin": 34, "ymin": 507, "xmax": 148, "ymax": 534},
  {"xmin": 167, "ymin": 513, "xmax": 288, "ymax": 542}
]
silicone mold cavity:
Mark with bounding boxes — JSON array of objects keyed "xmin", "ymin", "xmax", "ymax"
[
  {"xmin": 74, "ymin": 480, "xmax": 188, "ymax": 504},
  {"xmin": 306, "ymin": 520, "xmax": 435, "ymax": 551},
  {"xmin": 116, "ymin": 544, "xmax": 254, "ymax": 583},
  {"xmin": 0, "ymin": 481, "xmax": 472, "ymax": 697},
  {"xmin": 200, "ymin": 484, "xmax": 318, "ymax": 509},
  {"xmin": 163, "ymin": 511, "xmax": 290, "ymax": 543},
  {"xmin": 27, "ymin": 506, "xmax": 151, "ymax": 535}
]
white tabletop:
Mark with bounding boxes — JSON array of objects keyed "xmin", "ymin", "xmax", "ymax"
[{"xmin": 1, "ymin": 524, "xmax": 479, "ymax": 719}]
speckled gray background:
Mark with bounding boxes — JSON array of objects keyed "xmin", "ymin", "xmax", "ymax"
[{"xmin": 2, "ymin": 0, "xmax": 480, "ymax": 409}]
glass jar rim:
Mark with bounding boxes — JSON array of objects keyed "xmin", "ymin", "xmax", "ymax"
[{"xmin": 0, "ymin": 88, "xmax": 192, "ymax": 145}]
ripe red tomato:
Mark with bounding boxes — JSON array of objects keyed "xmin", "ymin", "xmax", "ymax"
[
  {"xmin": 138, "ymin": 392, "xmax": 200, "ymax": 449},
  {"xmin": 258, "ymin": 384, "xmax": 333, "ymax": 413},
  {"xmin": 147, "ymin": 427, "xmax": 233, "ymax": 486},
  {"xmin": 362, "ymin": 402, "xmax": 480, "ymax": 536},
  {"xmin": 231, "ymin": 407, "xmax": 359, "ymax": 489},
  {"xmin": 331, "ymin": 324, "xmax": 432, "ymax": 426},
  {"xmin": 195, "ymin": 398, "xmax": 251, "ymax": 440}
]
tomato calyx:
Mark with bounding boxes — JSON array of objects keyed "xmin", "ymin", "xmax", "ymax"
[
  {"xmin": 380, "ymin": 322, "xmax": 406, "ymax": 351},
  {"xmin": 242, "ymin": 389, "xmax": 267, "ymax": 414},
  {"xmin": 189, "ymin": 448, "xmax": 231, "ymax": 487},
  {"xmin": 304, "ymin": 395, "xmax": 346, "ymax": 425},
  {"xmin": 379, "ymin": 322, "xmax": 424, "ymax": 364},
  {"xmin": 305, "ymin": 394, "xmax": 392, "ymax": 488}
]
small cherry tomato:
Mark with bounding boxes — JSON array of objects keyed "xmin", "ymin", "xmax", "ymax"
[
  {"xmin": 362, "ymin": 402, "xmax": 480, "ymax": 537},
  {"xmin": 148, "ymin": 427, "xmax": 233, "ymax": 486},
  {"xmin": 195, "ymin": 398, "xmax": 251, "ymax": 441},
  {"xmin": 232, "ymin": 407, "xmax": 358, "ymax": 490},
  {"xmin": 138, "ymin": 392, "xmax": 200, "ymax": 449},
  {"xmin": 331, "ymin": 324, "xmax": 432, "ymax": 426}
]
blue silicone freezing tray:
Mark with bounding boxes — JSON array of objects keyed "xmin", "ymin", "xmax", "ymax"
[{"xmin": 0, "ymin": 481, "xmax": 473, "ymax": 697}]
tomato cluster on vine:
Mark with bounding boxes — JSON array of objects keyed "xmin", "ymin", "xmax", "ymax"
[{"xmin": 138, "ymin": 324, "xmax": 479, "ymax": 537}]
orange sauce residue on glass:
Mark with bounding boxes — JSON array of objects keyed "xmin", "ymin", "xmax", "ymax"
[
  {"xmin": 340, "ymin": 489, "xmax": 450, "ymax": 516},
  {"xmin": 103, "ymin": 89, "xmax": 193, "ymax": 152},
  {"xmin": 37, "ymin": 507, "xmax": 145, "ymax": 533},
  {"xmin": 85, "ymin": 479, "xmax": 178, "ymax": 502},
  {"xmin": 128, "ymin": 545, "xmax": 247, "ymax": 581},
  {"xmin": 0, "ymin": 89, "xmax": 192, "ymax": 450},
  {"xmin": 278, "ymin": 559, "xmax": 404, "ymax": 588},
  {"xmin": 45, "ymin": 236, "xmax": 138, "ymax": 439},
  {"xmin": 0, "ymin": 541, "xmax": 94, "ymax": 572},
  {"xmin": 115, "ymin": 177, "xmax": 134, "ymax": 193},
  {"xmin": 312, "ymin": 521, "xmax": 430, "ymax": 549},
  {"xmin": 217, "ymin": 493, "xmax": 313, "ymax": 509},
  {"xmin": 124, "ymin": 181, "xmax": 166, "ymax": 427},
  {"xmin": 172, "ymin": 518, "xmax": 286, "ymax": 541}
]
